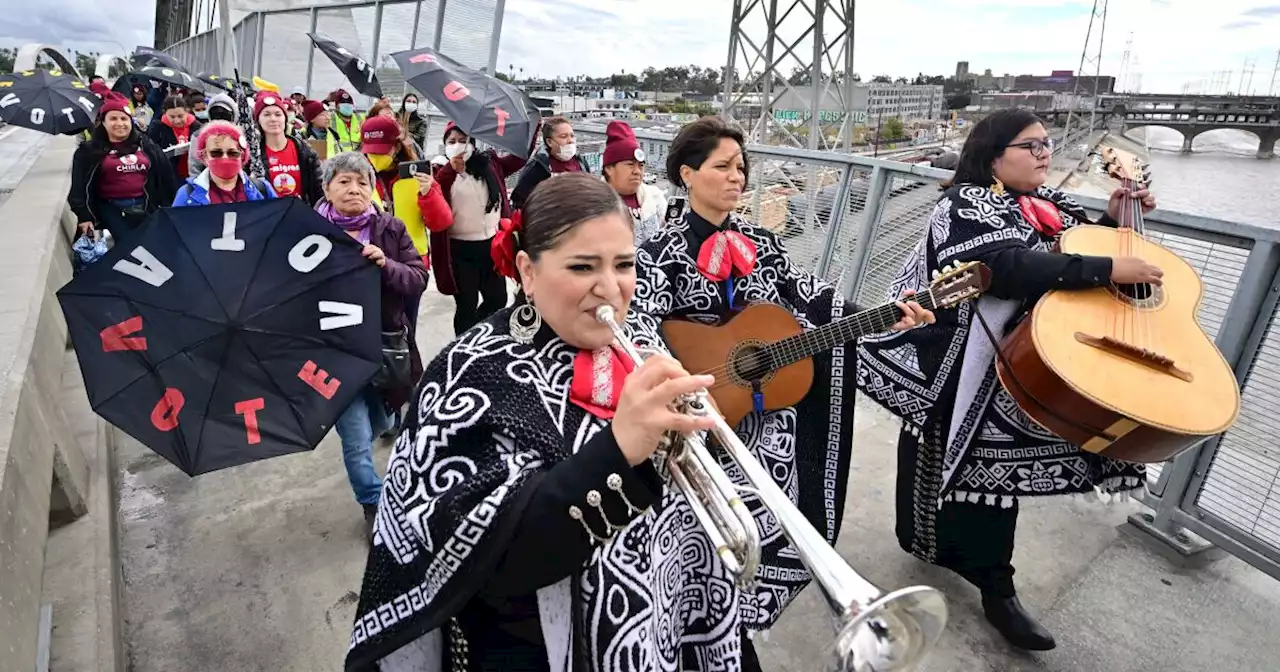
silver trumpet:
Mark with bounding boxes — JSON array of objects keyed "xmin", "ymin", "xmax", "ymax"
[{"xmin": 595, "ymin": 305, "xmax": 949, "ymax": 672}]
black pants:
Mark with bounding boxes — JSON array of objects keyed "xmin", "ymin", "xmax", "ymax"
[
  {"xmin": 450, "ymin": 237, "xmax": 508, "ymax": 336},
  {"xmin": 894, "ymin": 429, "xmax": 1019, "ymax": 598}
]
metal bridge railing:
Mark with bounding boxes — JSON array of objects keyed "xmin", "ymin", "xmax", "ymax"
[
  {"xmin": 163, "ymin": 0, "xmax": 501, "ymax": 101},
  {"xmin": 562, "ymin": 122, "xmax": 1280, "ymax": 581}
]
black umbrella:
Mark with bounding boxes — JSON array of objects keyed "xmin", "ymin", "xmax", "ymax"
[
  {"xmin": 0, "ymin": 70, "xmax": 101, "ymax": 135},
  {"xmin": 131, "ymin": 46, "xmax": 186, "ymax": 72},
  {"xmin": 130, "ymin": 66, "xmax": 206, "ymax": 93},
  {"xmin": 307, "ymin": 33, "xmax": 383, "ymax": 99},
  {"xmin": 391, "ymin": 46, "xmax": 541, "ymax": 159},
  {"xmin": 196, "ymin": 72, "xmax": 239, "ymax": 93},
  {"xmin": 57, "ymin": 199, "xmax": 382, "ymax": 476}
]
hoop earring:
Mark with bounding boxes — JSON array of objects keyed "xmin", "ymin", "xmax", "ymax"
[{"xmin": 509, "ymin": 302, "xmax": 542, "ymax": 344}]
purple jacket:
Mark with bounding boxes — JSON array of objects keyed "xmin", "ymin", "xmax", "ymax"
[{"xmin": 366, "ymin": 211, "xmax": 429, "ymax": 408}]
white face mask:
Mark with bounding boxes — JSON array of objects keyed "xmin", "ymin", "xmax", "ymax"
[
  {"xmin": 554, "ymin": 142, "xmax": 578, "ymax": 161},
  {"xmin": 404, "ymin": 102, "xmax": 418, "ymax": 113},
  {"xmin": 445, "ymin": 142, "xmax": 472, "ymax": 161}
]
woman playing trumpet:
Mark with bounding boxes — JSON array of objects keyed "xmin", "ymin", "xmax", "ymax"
[{"xmin": 348, "ymin": 173, "xmax": 774, "ymax": 671}]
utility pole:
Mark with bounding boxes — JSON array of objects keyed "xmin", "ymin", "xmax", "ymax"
[
  {"xmin": 1270, "ymin": 49, "xmax": 1279, "ymax": 96},
  {"xmin": 1061, "ymin": 0, "xmax": 1108, "ymax": 155}
]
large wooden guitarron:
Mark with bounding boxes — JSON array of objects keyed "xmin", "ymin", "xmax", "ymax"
[{"xmin": 996, "ymin": 147, "xmax": 1240, "ymax": 463}]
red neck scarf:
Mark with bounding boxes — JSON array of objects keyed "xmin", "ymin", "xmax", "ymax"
[
  {"xmin": 570, "ymin": 346, "xmax": 636, "ymax": 419},
  {"xmin": 1017, "ymin": 195, "xmax": 1065, "ymax": 237},
  {"xmin": 696, "ymin": 230, "xmax": 757, "ymax": 282}
]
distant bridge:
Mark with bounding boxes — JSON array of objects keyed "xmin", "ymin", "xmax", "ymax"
[{"xmin": 1095, "ymin": 94, "xmax": 1280, "ymax": 158}]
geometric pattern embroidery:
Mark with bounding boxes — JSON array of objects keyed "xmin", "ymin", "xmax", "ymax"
[{"xmin": 856, "ymin": 182, "xmax": 1145, "ymax": 508}]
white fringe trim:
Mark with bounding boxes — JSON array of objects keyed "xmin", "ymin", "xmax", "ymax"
[{"xmin": 938, "ymin": 476, "xmax": 1148, "ymax": 510}]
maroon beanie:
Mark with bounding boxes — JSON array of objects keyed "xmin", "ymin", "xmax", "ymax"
[
  {"xmin": 253, "ymin": 90, "xmax": 287, "ymax": 120},
  {"xmin": 361, "ymin": 115, "xmax": 400, "ymax": 155},
  {"xmin": 329, "ymin": 89, "xmax": 353, "ymax": 105},
  {"xmin": 602, "ymin": 120, "xmax": 644, "ymax": 167},
  {"xmin": 301, "ymin": 100, "xmax": 326, "ymax": 123},
  {"xmin": 99, "ymin": 96, "xmax": 130, "ymax": 119}
]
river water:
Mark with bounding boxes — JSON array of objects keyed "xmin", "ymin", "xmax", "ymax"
[{"xmin": 1125, "ymin": 127, "xmax": 1280, "ymax": 228}]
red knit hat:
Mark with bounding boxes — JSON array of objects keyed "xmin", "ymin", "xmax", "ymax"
[
  {"xmin": 602, "ymin": 120, "xmax": 644, "ymax": 167},
  {"xmin": 361, "ymin": 115, "xmax": 400, "ymax": 155},
  {"xmin": 99, "ymin": 96, "xmax": 130, "ymax": 119},
  {"xmin": 253, "ymin": 90, "xmax": 287, "ymax": 120},
  {"xmin": 301, "ymin": 100, "xmax": 326, "ymax": 123},
  {"xmin": 442, "ymin": 120, "xmax": 463, "ymax": 142},
  {"xmin": 329, "ymin": 89, "xmax": 353, "ymax": 105}
]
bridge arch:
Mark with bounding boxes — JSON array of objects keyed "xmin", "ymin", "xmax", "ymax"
[
  {"xmin": 11, "ymin": 44, "xmax": 83, "ymax": 80},
  {"xmin": 1122, "ymin": 122, "xmax": 1278, "ymax": 159},
  {"xmin": 94, "ymin": 54, "xmax": 132, "ymax": 82}
]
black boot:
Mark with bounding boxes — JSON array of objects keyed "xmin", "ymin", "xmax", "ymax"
[{"xmin": 981, "ymin": 594, "xmax": 1056, "ymax": 651}]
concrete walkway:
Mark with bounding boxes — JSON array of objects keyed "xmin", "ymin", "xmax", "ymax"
[{"xmin": 112, "ymin": 284, "xmax": 1280, "ymax": 671}]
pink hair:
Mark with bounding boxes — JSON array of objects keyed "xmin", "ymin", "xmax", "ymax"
[{"xmin": 195, "ymin": 121, "xmax": 248, "ymax": 163}]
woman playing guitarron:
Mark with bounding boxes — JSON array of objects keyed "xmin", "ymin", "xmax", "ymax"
[{"xmin": 857, "ymin": 108, "xmax": 1161, "ymax": 651}]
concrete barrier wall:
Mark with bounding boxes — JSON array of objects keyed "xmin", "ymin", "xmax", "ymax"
[{"xmin": 0, "ymin": 136, "xmax": 90, "ymax": 672}]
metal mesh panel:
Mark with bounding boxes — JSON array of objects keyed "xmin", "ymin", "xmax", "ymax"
[
  {"xmin": 738, "ymin": 159, "xmax": 845, "ymax": 274},
  {"xmin": 1194, "ymin": 301, "xmax": 1280, "ymax": 552},
  {"xmin": 1137, "ymin": 231, "xmax": 1250, "ymax": 485},
  {"xmin": 257, "ymin": 11, "xmax": 314, "ymax": 91},
  {"xmin": 820, "ymin": 166, "xmax": 873, "ymax": 287},
  {"xmin": 438, "ymin": 0, "xmax": 497, "ymax": 70},
  {"xmin": 853, "ymin": 175, "xmax": 944, "ymax": 307},
  {"xmin": 311, "ymin": 6, "xmax": 377, "ymax": 101},
  {"xmin": 235, "ymin": 14, "xmax": 259, "ymax": 77},
  {"xmin": 375, "ymin": 0, "xmax": 440, "ymax": 103}
]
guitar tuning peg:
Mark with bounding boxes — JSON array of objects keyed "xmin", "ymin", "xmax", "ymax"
[{"xmin": 931, "ymin": 270, "xmax": 941, "ymax": 280}]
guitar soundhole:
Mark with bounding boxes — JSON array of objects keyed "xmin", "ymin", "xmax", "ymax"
[
  {"xmin": 1110, "ymin": 282, "xmax": 1164, "ymax": 309},
  {"xmin": 729, "ymin": 343, "xmax": 774, "ymax": 385}
]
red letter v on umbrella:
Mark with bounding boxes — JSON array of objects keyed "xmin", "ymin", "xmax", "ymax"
[{"xmin": 101, "ymin": 316, "xmax": 146, "ymax": 352}]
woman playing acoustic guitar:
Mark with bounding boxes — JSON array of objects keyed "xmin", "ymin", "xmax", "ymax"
[
  {"xmin": 857, "ymin": 108, "xmax": 1161, "ymax": 652},
  {"xmin": 632, "ymin": 116, "xmax": 934, "ymax": 643}
]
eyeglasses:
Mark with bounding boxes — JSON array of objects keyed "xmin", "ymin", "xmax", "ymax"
[
  {"xmin": 207, "ymin": 149, "xmax": 242, "ymax": 159},
  {"xmin": 1005, "ymin": 138, "xmax": 1055, "ymax": 158}
]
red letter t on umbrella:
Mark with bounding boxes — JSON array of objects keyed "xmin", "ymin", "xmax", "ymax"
[
  {"xmin": 494, "ymin": 106, "xmax": 509, "ymax": 136},
  {"xmin": 235, "ymin": 398, "xmax": 265, "ymax": 445}
]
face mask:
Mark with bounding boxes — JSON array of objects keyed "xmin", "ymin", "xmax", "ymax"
[
  {"xmin": 208, "ymin": 158, "xmax": 241, "ymax": 181},
  {"xmin": 195, "ymin": 110, "xmax": 209, "ymax": 121},
  {"xmin": 368, "ymin": 153, "xmax": 395, "ymax": 172},
  {"xmin": 404, "ymin": 102, "xmax": 418, "ymax": 113},
  {"xmin": 338, "ymin": 103, "xmax": 354, "ymax": 116},
  {"xmin": 554, "ymin": 142, "xmax": 578, "ymax": 161},
  {"xmin": 445, "ymin": 142, "xmax": 472, "ymax": 161}
]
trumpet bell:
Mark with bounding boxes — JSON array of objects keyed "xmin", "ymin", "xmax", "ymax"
[{"xmin": 832, "ymin": 586, "xmax": 948, "ymax": 672}]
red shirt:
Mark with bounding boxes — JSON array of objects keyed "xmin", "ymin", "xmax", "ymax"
[
  {"xmin": 619, "ymin": 193, "xmax": 642, "ymax": 221},
  {"xmin": 208, "ymin": 180, "xmax": 247, "ymax": 204},
  {"xmin": 96, "ymin": 144, "xmax": 151, "ymax": 200},
  {"xmin": 266, "ymin": 140, "xmax": 303, "ymax": 198},
  {"xmin": 549, "ymin": 156, "xmax": 582, "ymax": 173}
]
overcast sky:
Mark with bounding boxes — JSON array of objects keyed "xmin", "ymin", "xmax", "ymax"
[{"xmin": 2, "ymin": 0, "xmax": 1278, "ymax": 95}]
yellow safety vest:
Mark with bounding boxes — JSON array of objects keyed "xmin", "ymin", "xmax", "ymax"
[
  {"xmin": 369, "ymin": 172, "xmax": 430, "ymax": 258},
  {"xmin": 332, "ymin": 113, "xmax": 366, "ymax": 154}
]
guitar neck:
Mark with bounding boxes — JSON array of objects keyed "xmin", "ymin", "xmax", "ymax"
[{"xmin": 770, "ymin": 290, "xmax": 938, "ymax": 369}]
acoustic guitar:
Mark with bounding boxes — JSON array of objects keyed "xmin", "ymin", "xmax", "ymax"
[
  {"xmin": 662, "ymin": 261, "xmax": 992, "ymax": 427},
  {"xmin": 996, "ymin": 148, "xmax": 1240, "ymax": 463}
]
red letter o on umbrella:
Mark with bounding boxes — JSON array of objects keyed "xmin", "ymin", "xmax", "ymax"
[
  {"xmin": 151, "ymin": 388, "xmax": 185, "ymax": 432},
  {"xmin": 444, "ymin": 81, "xmax": 470, "ymax": 101}
]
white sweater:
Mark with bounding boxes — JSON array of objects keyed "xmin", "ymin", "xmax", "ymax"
[{"xmin": 449, "ymin": 172, "xmax": 501, "ymax": 241}]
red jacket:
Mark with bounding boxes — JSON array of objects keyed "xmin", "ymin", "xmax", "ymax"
[{"xmin": 430, "ymin": 150, "xmax": 526, "ymax": 295}]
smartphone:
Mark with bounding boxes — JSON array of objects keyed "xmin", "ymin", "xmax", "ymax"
[
  {"xmin": 665, "ymin": 196, "xmax": 687, "ymax": 223},
  {"xmin": 398, "ymin": 160, "xmax": 433, "ymax": 180}
]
